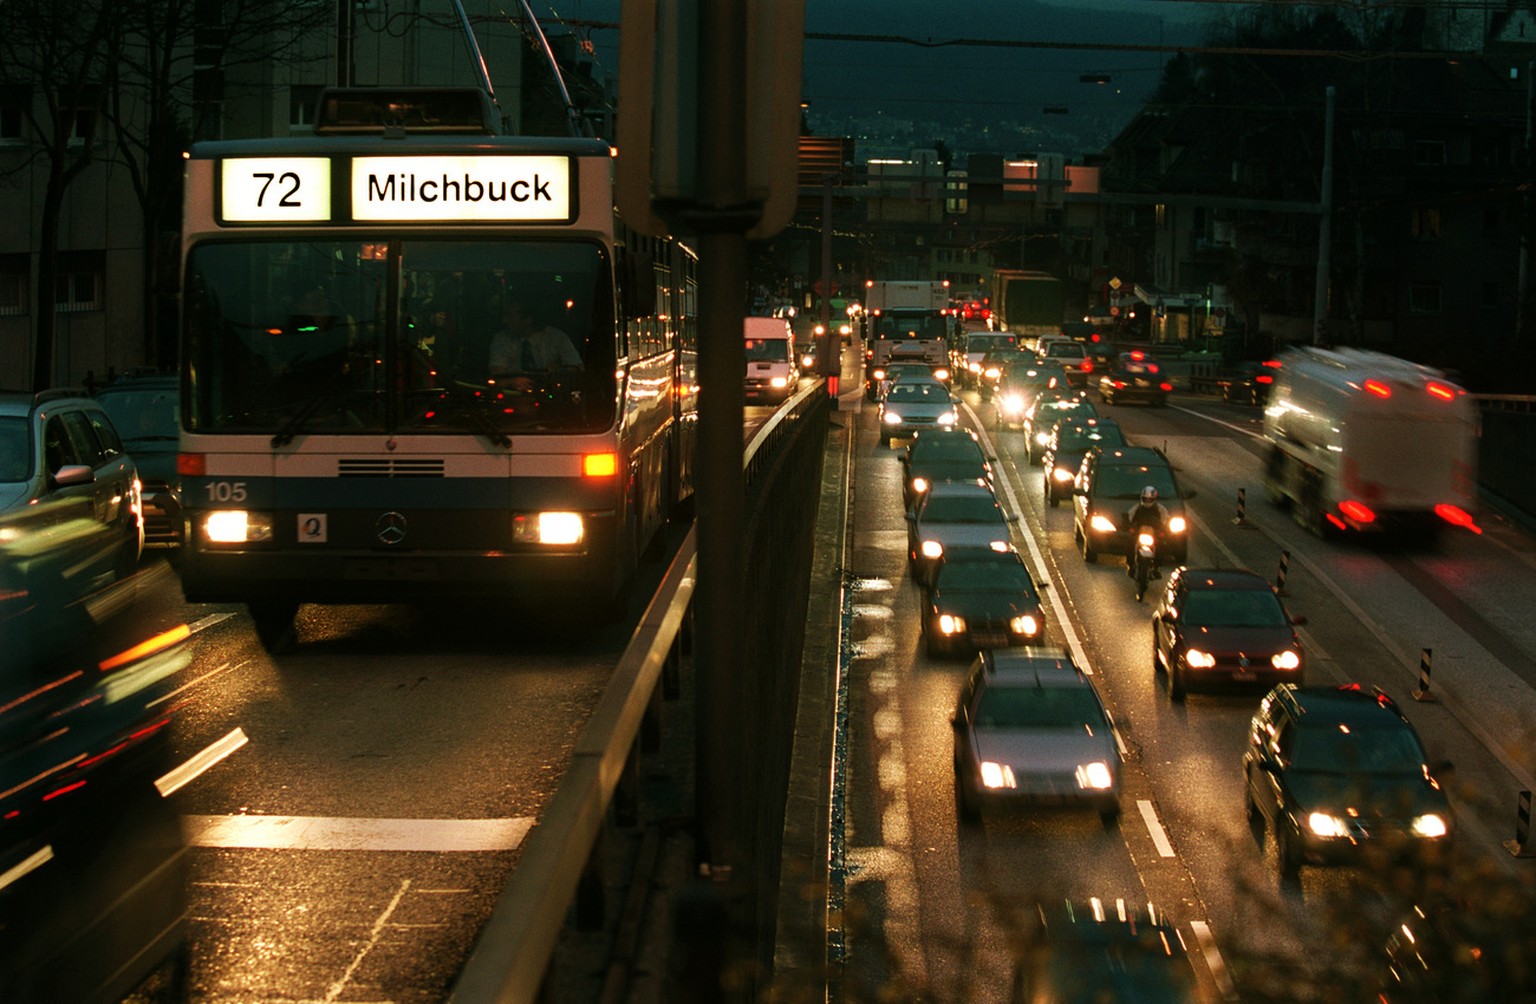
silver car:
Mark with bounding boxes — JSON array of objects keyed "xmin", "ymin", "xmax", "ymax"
[
  {"xmin": 878, "ymin": 380, "xmax": 959, "ymax": 445},
  {"xmin": 952, "ymin": 648, "xmax": 1122, "ymax": 825},
  {"xmin": 905, "ymin": 479, "xmax": 1016, "ymax": 585}
]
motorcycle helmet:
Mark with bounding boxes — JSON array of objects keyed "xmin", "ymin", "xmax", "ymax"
[{"xmin": 1140, "ymin": 486, "xmax": 1159, "ymax": 504}]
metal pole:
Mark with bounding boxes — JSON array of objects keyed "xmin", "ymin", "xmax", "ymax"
[
  {"xmin": 1312, "ymin": 85, "xmax": 1335, "ymax": 346},
  {"xmin": 1517, "ymin": 62, "xmax": 1535, "ymax": 346},
  {"xmin": 689, "ymin": 0, "xmax": 752, "ymax": 998},
  {"xmin": 335, "ymin": 0, "xmax": 354, "ymax": 88},
  {"xmin": 821, "ymin": 176, "xmax": 836, "ymax": 395}
]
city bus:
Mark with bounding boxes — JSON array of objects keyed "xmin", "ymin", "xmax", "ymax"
[{"xmin": 175, "ymin": 88, "xmax": 698, "ymax": 649}]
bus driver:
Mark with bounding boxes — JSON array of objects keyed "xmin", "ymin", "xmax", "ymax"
[{"xmin": 487, "ymin": 294, "xmax": 581, "ymax": 390}]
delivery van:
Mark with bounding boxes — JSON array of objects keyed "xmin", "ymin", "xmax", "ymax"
[{"xmin": 744, "ymin": 316, "xmax": 799, "ymax": 402}]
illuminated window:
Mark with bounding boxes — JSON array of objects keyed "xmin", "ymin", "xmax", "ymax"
[{"xmin": 290, "ymin": 84, "xmax": 323, "ymax": 130}]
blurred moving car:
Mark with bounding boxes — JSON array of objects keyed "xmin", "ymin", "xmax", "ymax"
[
  {"xmin": 951, "ymin": 648, "xmax": 1121, "ymax": 825},
  {"xmin": 1022, "ymin": 391, "xmax": 1098, "ymax": 465},
  {"xmin": 922, "ymin": 547, "xmax": 1045, "ymax": 657},
  {"xmin": 1099, "ymin": 349, "xmax": 1172, "ymax": 406},
  {"xmin": 1243, "ymin": 683, "xmax": 1454, "ymax": 883},
  {"xmin": 906, "ymin": 479, "xmax": 1016, "ymax": 586},
  {"xmin": 1072, "ymin": 446, "xmax": 1190, "ymax": 564},
  {"xmin": 1151, "ymin": 567, "xmax": 1305, "ymax": 700},
  {"xmin": 0, "ymin": 535, "xmax": 191, "ymax": 1002},
  {"xmin": 879, "ymin": 380, "xmax": 959, "ymax": 445},
  {"xmin": 1379, "ymin": 898, "xmax": 1536, "ymax": 1002},
  {"xmin": 900, "ymin": 427, "xmax": 994, "ymax": 512},
  {"xmin": 0, "ymin": 389, "xmax": 143, "ymax": 589},
  {"xmin": 1010, "ymin": 898, "xmax": 1200, "ymax": 1003},
  {"xmin": 1210, "ymin": 358, "xmax": 1280, "ymax": 405},
  {"xmin": 956, "ymin": 331, "xmax": 1019, "ymax": 387},
  {"xmin": 94, "ymin": 374, "xmax": 182, "ymax": 545},
  {"xmin": 1042, "ymin": 417, "xmax": 1125, "ymax": 507}
]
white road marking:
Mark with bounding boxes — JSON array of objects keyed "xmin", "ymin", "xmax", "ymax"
[
  {"xmin": 1137, "ymin": 799, "xmax": 1176, "ymax": 858},
  {"xmin": 187, "ymin": 611, "xmax": 237, "ymax": 634},
  {"xmin": 1189, "ymin": 919, "xmax": 1238, "ymax": 1000},
  {"xmin": 182, "ymin": 814, "xmax": 534, "ymax": 852},
  {"xmin": 0, "ymin": 846, "xmax": 53, "ymax": 893},
  {"xmin": 155, "ymin": 727, "xmax": 249, "ymax": 796}
]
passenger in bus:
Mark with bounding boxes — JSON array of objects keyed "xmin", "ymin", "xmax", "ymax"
[{"xmin": 487, "ymin": 294, "xmax": 581, "ymax": 391}]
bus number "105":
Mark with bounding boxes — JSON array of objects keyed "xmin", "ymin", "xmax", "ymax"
[{"xmin": 204, "ymin": 481, "xmax": 248, "ymax": 503}]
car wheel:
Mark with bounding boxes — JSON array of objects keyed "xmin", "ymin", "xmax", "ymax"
[
  {"xmin": 954, "ymin": 767, "xmax": 982, "ymax": 825},
  {"xmin": 1081, "ymin": 532, "xmax": 1097, "ymax": 563},
  {"xmin": 1169, "ymin": 664, "xmax": 1186, "ymax": 701},
  {"xmin": 1276, "ymin": 823, "xmax": 1302, "ymax": 885},
  {"xmin": 1099, "ymin": 801, "xmax": 1121, "ymax": 827},
  {"xmin": 1153, "ymin": 639, "xmax": 1164, "ymax": 674},
  {"xmin": 1046, "ymin": 485, "xmax": 1059, "ymax": 508}
]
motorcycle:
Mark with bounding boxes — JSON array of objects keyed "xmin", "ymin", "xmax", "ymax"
[{"xmin": 1131, "ymin": 527, "xmax": 1159, "ymax": 601}]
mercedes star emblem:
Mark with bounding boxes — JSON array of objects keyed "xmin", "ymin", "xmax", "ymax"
[{"xmin": 376, "ymin": 511, "xmax": 408, "ymax": 545}]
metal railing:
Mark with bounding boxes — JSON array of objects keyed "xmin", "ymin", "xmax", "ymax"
[{"xmin": 449, "ymin": 382, "xmax": 830, "ymax": 1003}]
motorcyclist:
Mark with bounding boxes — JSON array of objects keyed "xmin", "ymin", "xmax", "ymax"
[{"xmin": 1125, "ymin": 485, "xmax": 1169, "ymax": 579}]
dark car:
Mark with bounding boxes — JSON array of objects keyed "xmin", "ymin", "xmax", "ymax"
[
  {"xmin": 1099, "ymin": 350, "xmax": 1171, "ymax": 406},
  {"xmin": 991, "ymin": 357, "xmax": 1068, "ymax": 425},
  {"xmin": 1010, "ymin": 899, "xmax": 1199, "ymax": 1004},
  {"xmin": 901, "ymin": 427, "xmax": 994, "ymax": 512},
  {"xmin": 1152, "ymin": 567, "xmax": 1305, "ymax": 700},
  {"xmin": 1042, "ymin": 416, "xmax": 1125, "ymax": 507},
  {"xmin": 1211, "ymin": 358, "xmax": 1281, "ymax": 405},
  {"xmin": 1071, "ymin": 446, "xmax": 1190, "ymax": 564},
  {"xmin": 1244, "ymin": 683, "xmax": 1454, "ymax": 883},
  {"xmin": 94, "ymin": 374, "xmax": 182, "ymax": 545},
  {"xmin": 1022, "ymin": 391, "xmax": 1097, "ymax": 465},
  {"xmin": 951, "ymin": 648, "xmax": 1121, "ymax": 825},
  {"xmin": 956, "ymin": 332, "xmax": 1020, "ymax": 388},
  {"xmin": 906, "ymin": 480, "xmax": 1017, "ymax": 586},
  {"xmin": 0, "ymin": 388, "xmax": 143, "ymax": 589},
  {"xmin": 1379, "ymin": 899, "xmax": 1536, "ymax": 1003},
  {"xmin": 922, "ymin": 547, "xmax": 1044, "ymax": 657}
]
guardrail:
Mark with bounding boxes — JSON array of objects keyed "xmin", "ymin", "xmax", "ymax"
[{"xmin": 449, "ymin": 381, "xmax": 830, "ymax": 1003}]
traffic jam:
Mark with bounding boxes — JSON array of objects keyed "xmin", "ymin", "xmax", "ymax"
[{"xmin": 837, "ymin": 307, "xmax": 1529, "ymax": 1002}]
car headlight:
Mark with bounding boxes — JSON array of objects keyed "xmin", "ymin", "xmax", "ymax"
[
  {"xmin": 984, "ymin": 366, "xmax": 1001, "ymax": 379},
  {"xmin": 1035, "ymin": 431, "xmax": 1052, "ymax": 445},
  {"xmin": 1051, "ymin": 467, "xmax": 1075, "ymax": 482},
  {"xmin": 938, "ymin": 614, "xmax": 965, "ymax": 635},
  {"xmin": 1000, "ymin": 393, "xmax": 1024, "ymax": 414},
  {"xmin": 911, "ymin": 477, "xmax": 930, "ymax": 495},
  {"xmin": 1271, "ymin": 649, "xmax": 1302, "ymax": 671},
  {"xmin": 513, "ymin": 511, "xmax": 584, "ymax": 545},
  {"xmin": 1010, "ymin": 614, "xmax": 1039, "ymax": 636},
  {"xmin": 1185, "ymin": 649, "xmax": 1217, "ymax": 669},
  {"xmin": 839, "ymin": 323, "xmax": 852, "ymax": 336},
  {"xmin": 920, "ymin": 539, "xmax": 944, "ymax": 559},
  {"xmin": 883, "ymin": 410, "xmax": 903, "ymax": 425},
  {"xmin": 1089, "ymin": 514, "xmax": 1117, "ymax": 534},
  {"xmin": 969, "ymin": 362, "xmax": 983, "ymax": 373},
  {"xmin": 934, "ymin": 368, "xmax": 950, "ymax": 381},
  {"xmin": 1168, "ymin": 515, "xmax": 1188, "ymax": 534},
  {"xmin": 1307, "ymin": 812, "xmax": 1350, "ymax": 838},
  {"xmin": 802, "ymin": 354, "xmax": 816, "ymax": 368},
  {"xmin": 770, "ymin": 376, "xmax": 788, "ymax": 388},
  {"xmin": 980, "ymin": 761, "xmax": 1017, "ymax": 789},
  {"xmin": 937, "ymin": 411, "xmax": 957, "ymax": 427},
  {"xmin": 1412, "ymin": 813, "xmax": 1449, "ymax": 838},
  {"xmin": 1076, "ymin": 762, "xmax": 1114, "ymax": 790},
  {"xmin": 202, "ymin": 510, "xmax": 273, "ymax": 544},
  {"xmin": 872, "ymin": 368, "xmax": 886, "ymax": 381}
]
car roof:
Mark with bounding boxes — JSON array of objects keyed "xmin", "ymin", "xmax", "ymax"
[
  {"xmin": 982, "ymin": 647, "xmax": 1084, "ymax": 682},
  {"xmin": 0, "ymin": 388, "xmax": 98, "ymax": 417},
  {"xmin": 1270, "ymin": 683, "xmax": 1410, "ymax": 726},
  {"xmin": 96, "ymin": 374, "xmax": 178, "ymax": 393},
  {"xmin": 1176, "ymin": 568, "xmax": 1273, "ymax": 591},
  {"xmin": 924, "ymin": 479, "xmax": 996, "ymax": 498},
  {"xmin": 1093, "ymin": 446, "xmax": 1168, "ymax": 466}
]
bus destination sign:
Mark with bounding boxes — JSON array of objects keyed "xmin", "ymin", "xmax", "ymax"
[
  {"xmin": 351, "ymin": 155, "xmax": 572, "ymax": 223},
  {"xmin": 220, "ymin": 158, "xmax": 332, "ymax": 223}
]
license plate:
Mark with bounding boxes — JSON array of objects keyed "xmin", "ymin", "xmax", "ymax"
[
  {"xmin": 972, "ymin": 631, "xmax": 1009, "ymax": 647},
  {"xmin": 1233, "ymin": 669, "xmax": 1257, "ymax": 682},
  {"xmin": 1134, "ymin": 378, "xmax": 1150, "ymax": 387}
]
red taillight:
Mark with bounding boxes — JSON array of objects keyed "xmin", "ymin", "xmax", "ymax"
[
  {"xmin": 1364, "ymin": 379, "xmax": 1391, "ymax": 398},
  {"xmin": 1255, "ymin": 374, "xmax": 1273, "ymax": 385},
  {"xmin": 1435, "ymin": 503, "xmax": 1482, "ymax": 534},
  {"xmin": 1158, "ymin": 382, "xmax": 1173, "ymax": 392},
  {"xmin": 1080, "ymin": 360, "xmax": 1093, "ymax": 373},
  {"xmin": 1262, "ymin": 359, "xmax": 1281, "ymax": 369},
  {"xmin": 1147, "ymin": 363, "xmax": 1159, "ymax": 374},
  {"xmin": 177, "ymin": 453, "xmax": 206, "ymax": 476},
  {"xmin": 1130, "ymin": 350, "xmax": 1145, "ymax": 361},
  {"xmin": 1425, "ymin": 381, "xmax": 1455, "ymax": 401},
  {"xmin": 1338, "ymin": 500, "xmax": 1376, "ymax": 523}
]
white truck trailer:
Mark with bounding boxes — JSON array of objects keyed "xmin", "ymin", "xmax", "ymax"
[
  {"xmin": 1261, "ymin": 346, "xmax": 1480, "ymax": 538},
  {"xmin": 861, "ymin": 280, "xmax": 953, "ymax": 399}
]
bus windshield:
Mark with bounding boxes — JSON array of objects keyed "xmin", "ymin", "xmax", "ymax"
[{"xmin": 183, "ymin": 238, "xmax": 617, "ymax": 436}]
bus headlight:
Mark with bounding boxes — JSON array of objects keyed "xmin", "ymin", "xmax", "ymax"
[
  {"xmin": 513, "ymin": 511, "xmax": 584, "ymax": 546},
  {"xmin": 202, "ymin": 510, "xmax": 273, "ymax": 544}
]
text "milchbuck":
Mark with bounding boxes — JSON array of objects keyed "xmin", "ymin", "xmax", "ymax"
[{"xmin": 366, "ymin": 172, "xmax": 555, "ymax": 204}]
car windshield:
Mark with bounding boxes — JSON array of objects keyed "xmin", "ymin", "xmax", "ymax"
[
  {"xmin": 1045, "ymin": 342, "xmax": 1086, "ymax": 360},
  {"xmin": 1181, "ymin": 588, "xmax": 1287, "ymax": 627},
  {"xmin": 0, "ymin": 416, "xmax": 30, "ymax": 483},
  {"xmin": 744, "ymin": 339, "xmax": 789, "ymax": 362},
  {"xmin": 975, "ymin": 684, "xmax": 1104, "ymax": 730},
  {"xmin": 1290, "ymin": 721, "xmax": 1427, "ymax": 774},
  {"xmin": 183, "ymin": 238, "xmax": 616, "ymax": 436},
  {"xmin": 921, "ymin": 493, "xmax": 1004, "ymax": 523},
  {"xmin": 1094, "ymin": 462, "xmax": 1180, "ymax": 500},
  {"xmin": 966, "ymin": 335, "xmax": 1016, "ymax": 355},
  {"xmin": 1057, "ymin": 424, "xmax": 1124, "ymax": 452},
  {"xmin": 96, "ymin": 387, "xmax": 179, "ymax": 444},
  {"xmin": 888, "ymin": 383, "xmax": 948, "ymax": 402},
  {"xmin": 937, "ymin": 559, "xmax": 1035, "ymax": 595},
  {"xmin": 1036, "ymin": 398, "xmax": 1095, "ymax": 420},
  {"xmin": 910, "ymin": 435, "xmax": 982, "ymax": 462}
]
